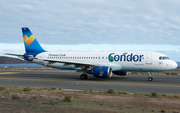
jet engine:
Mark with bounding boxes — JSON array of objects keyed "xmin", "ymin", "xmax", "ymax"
[
  {"xmin": 92, "ymin": 66, "xmax": 112, "ymax": 78},
  {"xmin": 112, "ymin": 71, "xmax": 128, "ymax": 76}
]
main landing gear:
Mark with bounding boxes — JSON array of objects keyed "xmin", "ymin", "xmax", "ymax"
[
  {"xmin": 148, "ymin": 72, "xmax": 153, "ymax": 81},
  {"xmin": 80, "ymin": 74, "xmax": 88, "ymax": 80}
]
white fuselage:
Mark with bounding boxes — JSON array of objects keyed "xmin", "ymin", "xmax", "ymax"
[{"xmin": 32, "ymin": 51, "xmax": 177, "ymax": 72}]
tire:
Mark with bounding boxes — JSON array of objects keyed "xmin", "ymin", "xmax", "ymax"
[
  {"xmin": 85, "ymin": 75, "xmax": 88, "ymax": 79},
  {"xmin": 148, "ymin": 77, "xmax": 153, "ymax": 81},
  {"xmin": 80, "ymin": 74, "xmax": 88, "ymax": 80}
]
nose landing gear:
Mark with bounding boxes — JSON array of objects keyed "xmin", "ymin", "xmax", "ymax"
[{"xmin": 148, "ymin": 72, "xmax": 153, "ymax": 81}]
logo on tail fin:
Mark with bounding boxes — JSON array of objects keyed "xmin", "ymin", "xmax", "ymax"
[
  {"xmin": 23, "ymin": 35, "xmax": 35, "ymax": 46},
  {"xmin": 22, "ymin": 27, "xmax": 46, "ymax": 53}
]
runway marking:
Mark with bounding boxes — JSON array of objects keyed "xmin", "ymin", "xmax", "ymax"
[
  {"xmin": 0, "ymin": 77, "xmax": 180, "ymax": 88},
  {"xmin": 0, "ymin": 72, "xmax": 21, "ymax": 75}
]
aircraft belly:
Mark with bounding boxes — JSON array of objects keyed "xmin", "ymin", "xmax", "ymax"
[
  {"xmin": 111, "ymin": 66, "xmax": 122, "ymax": 71},
  {"xmin": 121, "ymin": 66, "xmax": 162, "ymax": 72}
]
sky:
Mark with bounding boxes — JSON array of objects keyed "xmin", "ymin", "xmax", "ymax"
[{"xmin": 0, "ymin": 0, "xmax": 180, "ymax": 61}]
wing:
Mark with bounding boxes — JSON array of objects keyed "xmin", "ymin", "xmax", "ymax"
[
  {"xmin": 35, "ymin": 58, "xmax": 107, "ymax": 71},
  {"xmin": 36, "ymin": 58, "xmax": 98, "ymax": 66},
  {"xmin": 5, "ymin": 53, "xmax": 24, "ymax": 59},
  {"xmin": 5, "ymin": 53, "xmax": 35, "ymax": 60},
  {"xmin": 36, "ymin": 58, "xmax": 121, "ymax": 71}
]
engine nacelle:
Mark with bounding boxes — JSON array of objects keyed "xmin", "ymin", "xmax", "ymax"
[
  {"xmin": 92, "ymin": 66, "xmax": 112, "ymax": 78},
  {"xmin": 112, "ymin": 71, "xmax": 128, "ymax": 76}
]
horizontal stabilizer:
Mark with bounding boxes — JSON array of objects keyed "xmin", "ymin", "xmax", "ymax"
[
  {"xmin": 5, "ymin": 53, "xmax": 24, "ymax": 59},
  {"xmin": 5, "ymin": 53, "xmax": 35, "ymax": 60}
]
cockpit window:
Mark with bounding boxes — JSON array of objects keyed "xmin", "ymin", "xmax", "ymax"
[{"xmin": 159, "ymin": 56, "xmax": 170, "ymax": 60}]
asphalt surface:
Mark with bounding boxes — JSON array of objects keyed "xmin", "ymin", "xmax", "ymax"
[{"xmin": 0, "ymin": 71, "xmax": 180, "ymax": 94}]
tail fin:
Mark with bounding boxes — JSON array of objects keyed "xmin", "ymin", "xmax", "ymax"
[{"xmin": 22, "ymin": 27, "xmax": 46, "ymax": 53}]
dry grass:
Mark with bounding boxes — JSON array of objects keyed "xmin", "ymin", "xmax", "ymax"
[
  {"xmin": 64, "ymin": 95, "xmax": 72, "ymax": 102},
  {"xmin": 23, "ymin": 87, "xmax": 32, "ymax": 92},
  {"xmin": 0, "ymin": 86, "xmax": 6, "ymax": 91},
  {"xmin": 107, "ymin": 89, "xmax": 116, "ymax": 94},
  {"xmin": 0, "ymin": 85, "xmax": 180, "ymax": 113},
  {"xmin": 50, "ymin": 87, "xmax": 57, "ymax": 90},
  {"xmin": 151, "ymin": 92, "xmax": 159, "ymax": 97},
  {"xmin": 11, "ymin": 94, "xmax": 20, "ymax": 100}
]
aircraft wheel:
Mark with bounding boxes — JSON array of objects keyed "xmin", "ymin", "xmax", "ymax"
[
  {"xmin": 148, "ymin": 77, "xmax": 153, "ymax": 81},
  {"xmin": 80, "ymin": 74, "xmax": 88, "ymax": 80}
]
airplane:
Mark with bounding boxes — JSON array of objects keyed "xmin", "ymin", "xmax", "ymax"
[{"xmin": 6, "ymin": 27, "xmax": 178, "ymax": 81}]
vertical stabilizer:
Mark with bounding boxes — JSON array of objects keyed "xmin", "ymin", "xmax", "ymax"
[{"xmin": 22, "ymin": 27, "xmax": 46, "ymax": 53}]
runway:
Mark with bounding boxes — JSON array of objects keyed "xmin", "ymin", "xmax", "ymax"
[{"xmin": 0, "ymin": 71, "xmax": 180, "ymax": 94}]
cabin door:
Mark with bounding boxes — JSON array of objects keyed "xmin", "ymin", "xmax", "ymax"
[{"xmin": 146, "ymin": 53, "xmax": 152, "ymax": 64}]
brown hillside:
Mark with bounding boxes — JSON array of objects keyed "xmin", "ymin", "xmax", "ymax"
[{"xmin": 0, "ymin": 56, "xmax": 31, "ymax": 64}]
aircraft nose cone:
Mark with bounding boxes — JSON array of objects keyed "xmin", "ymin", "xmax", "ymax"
[{"xmin": 172, "ymin": 61, "xmax": 178, "ymax": 69}]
